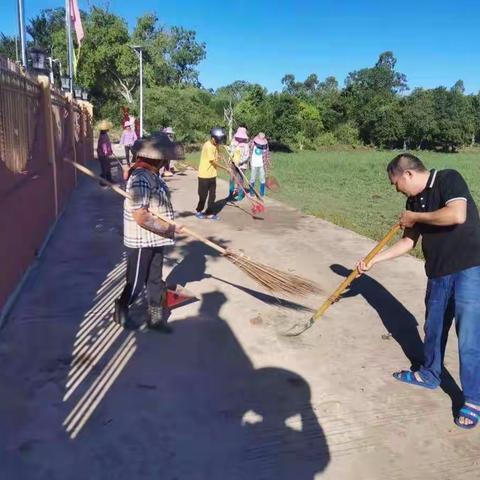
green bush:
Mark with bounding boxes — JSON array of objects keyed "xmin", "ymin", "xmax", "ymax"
[
  {"xmin": 334, "ymin": 122, "xmax": 360, "ymax": 145},
  {"xmin": 315, "ymin": 132, "xmax": 337, "ymax": 147}
]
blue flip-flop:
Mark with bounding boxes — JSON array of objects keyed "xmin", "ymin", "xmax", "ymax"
[
  {"xmin": 455, "ymin": 405, "xmax": 480, "ymax": 430},
  {"xmin": 393, "ymin": 370, "xmax": 438, "ymax": 390}
]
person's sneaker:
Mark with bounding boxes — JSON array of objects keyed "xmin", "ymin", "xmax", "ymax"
[
  {"xmin": 147, "ymin": 305, "xmax": 172, "ymax": 333},
  {"xmin": 195, "ymin": 212, "xmax": 205, "ymax": 219},
  {"xmin": 206, "ymin": 214, "xmax": 219, "ymax": 220}
]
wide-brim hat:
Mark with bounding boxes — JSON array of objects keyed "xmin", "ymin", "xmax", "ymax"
[
  {"xmin": 163, "ymin": 126, "xmax": 174, "ymax": 135},
  {"xmin": 234, "ymin": 126, "xmax": 248, "ymax": 140},
  {"xmin": 253, "ymin": 132, "xmax": 268, "ymax": 145},
  {"xmin": 132, "ymin": 133, "xmax": 185, "ymax": 161},
  {"xmin": 97, "ymin": 119, "xmax": 113, "ymax": 131}
]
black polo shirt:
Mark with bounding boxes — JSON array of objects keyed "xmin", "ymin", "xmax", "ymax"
[{"xmin": 406, "ymin": 169, "xmax": 480, "ymax": 278}]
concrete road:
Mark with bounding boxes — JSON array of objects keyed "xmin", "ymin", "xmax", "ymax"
[{"xmin": 1, "ymin": 157, "xmax": 478, "ymax": 479}]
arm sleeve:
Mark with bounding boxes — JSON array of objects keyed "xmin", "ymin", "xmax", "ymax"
[
  {"xmin": 440, "ymin": 170, "xmax": 469, "ymax": 205},
  {"xmin": 128, "ymin": 178, "xmax": 151, "ymax": 211}
]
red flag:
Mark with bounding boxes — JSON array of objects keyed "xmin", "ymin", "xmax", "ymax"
[{"xmin": 70, "ymin": 0, "xmax": 84, "ymax": 45}]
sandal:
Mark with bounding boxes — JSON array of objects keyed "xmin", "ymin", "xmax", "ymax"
[
  {"xmin": 393, "ymin": 370, "xmax": 438, "ymax": 390},
  {"xmin": 455, "ymin": 405, "xmax": 480, "ymax": 430}
]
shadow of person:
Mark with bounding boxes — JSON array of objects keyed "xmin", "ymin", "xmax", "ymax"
[
  {"xmin": 211, "ymin": 195, "xmax": 231, "ymax": 215},
  {"xmin": 330, "ymin": 264, "xmax": 463, "ymax": 410},
  {"xmin": 110, "ymin": 291, "xmax": 330, "ymax": 479},
  {"xmin": 166, "ymin": 240, "xmax": 210, "ymax": 287},
  {"xmin": 241, "ymin": 367, "xmax": 330, "ymax": 479}
]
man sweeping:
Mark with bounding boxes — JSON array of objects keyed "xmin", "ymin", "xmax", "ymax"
[
  {"xmin": 114, "ymin": 137, "xmax": 183, "ymax": 332},
  {"xmin": 358, "ymin": 153, "xmax": 480, "ymax": 429}
]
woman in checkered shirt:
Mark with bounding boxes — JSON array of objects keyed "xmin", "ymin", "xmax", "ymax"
[{"xmin": 114, "ymin": 136, "xmax": 183, "ymax": 332}]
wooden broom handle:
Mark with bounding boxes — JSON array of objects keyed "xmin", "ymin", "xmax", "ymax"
[
  {"xmin": 221, "ymin": 146, "xmax": 263, "ymax": 202},
  {"xmin": 311, "ymin": 224, "xmax": 401, "ymax": 322},
  {"xmin": 65, "ymin": 159, "xmax": 227, "ymax": 255}
]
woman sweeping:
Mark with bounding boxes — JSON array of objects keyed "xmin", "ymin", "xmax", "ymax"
[
  {"xmin": 97, "ymin": 120, "xmax": 113, "ymax": 187},
  {"xmin": 248, "ymin": 132, "xmax": 271, "ymax": 198},
  {"xmin": 227, "ymin": 126, "xmax": 250, "ymax": 201}
]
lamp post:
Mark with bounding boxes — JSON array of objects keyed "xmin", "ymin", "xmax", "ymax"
[
  {"xmin": 74, "ymin": 85, "xmax": 82, "ymax": 99},
  {"xmin": 47, "ymin": 57, "xmax": 61, "ymax": 86},
  {"xmin": 60, "ymin": 75, "xmax": 71, "ymax": 92},
  {"xmin": 65, "ymin": 0, "xmax": 74, "ymax": 94},
  {"xmin": 28, "ymin": 47, "xmax": 48, "ymax": 75},
  {"xmin": 130, "ymin": 45, "xmax": 144, "ymax": 138},
  {"xmin": 16, "ymin": 0, "xmax": 27, "ymax": 67}
]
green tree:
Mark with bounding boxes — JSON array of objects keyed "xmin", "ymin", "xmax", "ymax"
[
  {"xmin": 27, "ymin": 8, "xmax": 66, "ymax": 52},
  {"xmin": 268, "ymin": 93, "xmax": 301, "ymax": 145},
  {"xmin": 403, "ymin": 88, "xmax": 436, "ymax": 149},
  {"xmin": 143, "ymin": 86, "xmax": 221, "ymax": 143},
  {"xmin": 431, "ymin": 87, "xmax": 474, "ymax": 151},
  {"xmin": 0, "ymin": 34, "xmax": 17, "ymax": 60}
]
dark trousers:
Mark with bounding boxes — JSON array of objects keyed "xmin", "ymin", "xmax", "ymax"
[
  {"xmin": 196, "ymin": 177, "xmax": 216, "ymax": 215},
  {"xmin": 99, "ymin": 156, "xmax": 112, "ymax": 182},
  {"xmin": 124, "ymin": 146, "xmax": 131, "ymax": 165},
  {"xmin": 118, "ymin": 247, "xmax": 166, "ymax": 308}
]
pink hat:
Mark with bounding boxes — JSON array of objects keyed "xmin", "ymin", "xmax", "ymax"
[
  {"xmin": 124, "ymin": 121, "xmax": 131, "ymax": 127},
  {"xmin": 234, "ymin": 127, "xmax": 248, "ymax": 140},
  {"xmin": 253, "ymin": 132, "xmax": 268, "ymax": 146}
]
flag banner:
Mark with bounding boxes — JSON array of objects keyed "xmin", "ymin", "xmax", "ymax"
[{"xmin": 70, "ymin": 0, "xmax": 84, "ymax": 45}]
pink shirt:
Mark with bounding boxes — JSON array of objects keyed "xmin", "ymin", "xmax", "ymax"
[{"xmin": 119, "ymin": 129, "xmax": 138, "ymax": 146}]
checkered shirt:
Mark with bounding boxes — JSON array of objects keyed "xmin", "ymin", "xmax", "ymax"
[{"xmin": 123, "ymin": 168, "xmax": 175, "ymax": 248}]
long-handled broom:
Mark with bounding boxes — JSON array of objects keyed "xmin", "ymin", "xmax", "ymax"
[
  {"xmin": 219, "ymin": 147, "xmax": 266, "ymax": 214},
  {"xmin": 283, "ymin": 224, "xmax": 401, "ymax": 335},
  {"xmin": 65, "ymin": 159, "xmax": 321, "ymax": 298}
]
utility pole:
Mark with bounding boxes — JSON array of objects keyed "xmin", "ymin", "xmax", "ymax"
[
  {"xmin": 131, "ymin": 46, "xmax": 144, "ymax": 138},
  {"xmin": 17, "ymin": 0, "xmax": 27, "ymax": 67},
  {"xmin": 65, "ymin": 0, "xmax": 74, "ymax": 93}
]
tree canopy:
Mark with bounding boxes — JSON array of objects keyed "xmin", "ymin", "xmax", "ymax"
[{"xmin": 1, "ymin": 9, "xmax": 479, "ymax": 150}]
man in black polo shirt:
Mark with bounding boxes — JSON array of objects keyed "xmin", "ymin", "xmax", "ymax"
[{"xmin": 358, "ymin": 153, "xmax": 480, "ymax": 429}]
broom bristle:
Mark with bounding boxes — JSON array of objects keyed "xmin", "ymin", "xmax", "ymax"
[{"xmin": 226, "ymin": 252, "xmax": 321, "ymax": 297}]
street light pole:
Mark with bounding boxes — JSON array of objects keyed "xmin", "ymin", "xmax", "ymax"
[
  {"xmin": 65, "ymin": 0, "xmax": 74, "ymax": 93},
  {"xmin": 17, "ymin": 0, "xmax": 27, "ymax": 67},
  {"xmin": 131, "ymin": 45, "xmax": 144, "ymax": 138},
  {"xmin": 139, "ymin": 48, "xmax": 143, "ymax": 138}
]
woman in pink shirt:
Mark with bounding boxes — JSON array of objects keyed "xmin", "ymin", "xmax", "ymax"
[{"xmin": 119, "ymin": 121, "xmax": 138, "ymax": 166}]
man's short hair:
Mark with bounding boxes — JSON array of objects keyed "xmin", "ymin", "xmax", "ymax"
[{"xmin": 387, "ymin": 153, "xmax": 427, "ymax": 177}]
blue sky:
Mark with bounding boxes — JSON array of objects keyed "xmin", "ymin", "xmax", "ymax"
[{"xmin": 2, "ymin": 0, "xmax": 480, "ymax": 93}]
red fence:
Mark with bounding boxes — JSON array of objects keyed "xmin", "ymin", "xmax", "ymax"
[{"xmin": 0, "ymin": 57, "xmax": 94, "ymax": 313}]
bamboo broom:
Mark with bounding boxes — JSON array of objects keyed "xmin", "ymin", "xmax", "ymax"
[
  {"xmin": 219, "ymin": 147, "xmax": 265, "ymax": 214},
  {"xmin": 65, "ymin": 159, "xmax": 321, "ymax": 297},
  {"xmin": 284, "ymin": 224, "xmax": 402, "ymax": 335}
]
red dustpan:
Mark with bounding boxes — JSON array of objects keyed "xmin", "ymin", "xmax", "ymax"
[{"xmin": 165, "ymin": 285, "xmax": 198, "ymax": 310}]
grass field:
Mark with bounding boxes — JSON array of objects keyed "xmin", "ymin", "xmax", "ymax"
[{"xmin": 185, "ymin": 149, "xmax": 480, "ymax": 255}]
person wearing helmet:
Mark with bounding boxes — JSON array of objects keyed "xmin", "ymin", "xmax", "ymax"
[{"xmin": 196, "ymin": 127, "xmax": 226, "ymax": 220}]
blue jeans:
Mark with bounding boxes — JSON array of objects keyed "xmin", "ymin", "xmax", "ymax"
[{"xmin": 420, "ymin": 265, "xmax": 480, "ymax": 405}]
